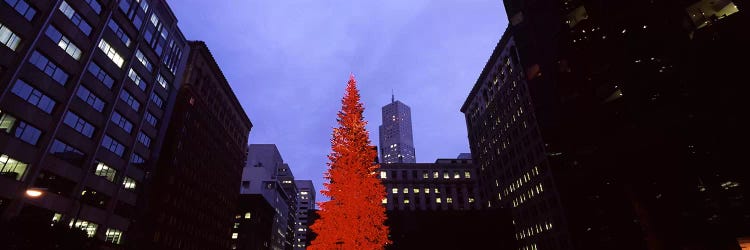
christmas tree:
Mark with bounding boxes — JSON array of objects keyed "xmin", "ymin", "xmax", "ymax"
[{"xmin": 309, "ymin": 74, "xmax": 390, "ymax": 249}]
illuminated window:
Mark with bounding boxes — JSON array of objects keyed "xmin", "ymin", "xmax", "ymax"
[
  {"xmin": 45, "ymin": 25, "xmax": 82, "ymax": 60},
  {"xmin": 127, "ymin": 68, "xmax": 146, "ymax": 91},
  {"xmin": 0, "ymin": 23, "xmax": 22, "ymax": 51},
  {"xmin": 413, "ymin": 188, "xmax": 419, "ymax": 194},
  {"xmin": 381, "ymin": 198, "xmax": 387, "ymax": 204},
  {"xmin": 97, "ymin": 39, "xmax": 124, "ymax": 67},
  {"xmin": 380, "ymin": 171, "xmax": 386, "ymax": 179},
  {"xmin": 434, "ymin": 188, "xmax": 440, "ymax": 194},
  {"xmin": 403, "ymin": 199, "xmax": 410, "ymax": 204},
  {"xmin": 52, "ymin": 213, "xmax": 63, "ymax": 223},
  {"xmin": 464, "ymin": 171, "xmax": 471, "ymax": 178},
  {"xmin": 231, "ymin": 233, "xmax": 238, "ymax": 239},
  {"xmin": 0, "ymin": 154, "xmax": 28, "ymax": 181},
  {"xmin": 469, "ymin": 198, "xmax": 475, "ymax": 203},
  {"xmin": 105, "ymin": 228, "xmax": 123, "ymax": 244},
  {"xmin": 403, "ymin": 188, "xmax": 408, "ymax": 194},
  {"xmin": 433, "ymin": 171, "xmax": 438, "ymax": 178},
  {"xmin": 424, "ymin": 188, "xmax": 430, "ymax": 194},
  {"xmin": 422, "ymin": 171, "xmax": 428, "ymax": 179},
  {"xmin": 446, "ymin": 198, "xmax": 453, "ymax": 203},
  {"xmin": 443, "ymin": 172, "xmax": 449, "ymax": 179},
  {"xmin": 122, "ymin": 177, "xmax": 136, "ymax": 190},
  {"xmin": 435, "ymin": 198, "xmax": 442, "ymax": 203},
  {"xmin": 244, "ymin": 212, "xmax": 251, "ymax": 219},
  {"xmin": 392, "ymin": 188, "xmax": 398, "ymax": 194},
  {"xmin": 94, "ymin": 162, "xmax": 117, "ymax": 182},
  {"xmin": 454, "ymin": 172, "xmax": 460, "ymax": 179},
  {"xmin": 70, "ymin": 220, "xmax": 98, "ymax": 237}
]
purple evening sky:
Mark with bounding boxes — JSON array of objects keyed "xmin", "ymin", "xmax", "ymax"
[{"xmin": 169, "ymin": 1, "xmax": 509, "ymax": 200}]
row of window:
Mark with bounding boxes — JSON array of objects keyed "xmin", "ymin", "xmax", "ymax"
[
  {"xmin": 380, "ymin": 170, "xmax": 471, "ymax": 179},
  {"xmin": 0, "ymin": 22, "xmax": 21, "ymax": 51},
  {"xmin": 4, "ymin": 0, "xmax": 36, "ymax": 21},
  {"xmin": 45, "ymin": 25, "xmax": 82, "ymax": 60},
  {"xmin": 383, "ymin": 197, "xmax": 476, "ymax": 205},
  {"xmin": 1, "ymin": 113, "xmax": 41, "ymax": 146},
  {"xmin": 59, "ymin": 1, "xmax": 92, "ymax": 36}
]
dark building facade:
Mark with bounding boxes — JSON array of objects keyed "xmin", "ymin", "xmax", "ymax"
[
  {"xmin": 232, "ymin": 194, "xmax": 275, "ymax": 250},
  {"xmin": 465, "ymin": 0, "xmax": 748, "ymax": 249},
  {"xmin": 293, "ymin": 180, "xmax": 315, "ymax": 249},
  {"xmin": 0, "ymin": 0, "xmax": 187, "ymax": 245},
  {"xmin": 132, "ymin": 41, "xmax": 252, "ymax": 249},
  {"xmin": 378, "ymin": 157, "xmax": 481, "ymax": 211}
]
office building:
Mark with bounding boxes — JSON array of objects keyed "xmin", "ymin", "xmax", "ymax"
[
  {"xmin": 378, "ymin": 156, "xmax": 481, "ymax": 211},
  {"xmin": 465, "ymin": 0, "xmax": 748, "ymax": 249},
  {"xmin": 232, "ymin": 194, "xmax": 275, "ymax": 250},
  {"xmin": 242, "ymin": 144, "xmax": 297, "ymax": 250},
  {"xmin": 132, "ymin": 41, "xmax": 252, "ymax": 249},
  {"xmin": 293, "ymin": 180, "xmax": 315, "ymax": 250},
  {"xmin": 379, "ymin": 95, "xmax": 416, "ymax": 163},
  {"xmin": 0, "ymin": 0, "xmax": 187, "ymax": 245}
]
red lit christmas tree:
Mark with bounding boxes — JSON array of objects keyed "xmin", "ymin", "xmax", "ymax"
[{"xmin": 309, "ymin": 74, "xmax": 390, "ymax": 249}]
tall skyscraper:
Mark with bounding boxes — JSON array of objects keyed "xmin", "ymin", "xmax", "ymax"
[
  {"xmin": 379, "ymin": 94, "xmax": 416, "ymax": 163},
  {"xmin": 465, "ymin": 0, "xmax": 747, "ymax": 249},
  {"xmin": 132, "ymin": 41, "xmax": 252, "ymax": 249},
  {"xmin": 293, "ymin": 180, "xmax": 315, "ymax": 250},
  {"xmin": 0, "ymin": 0, "xmax": 187, "ymax": 244}
]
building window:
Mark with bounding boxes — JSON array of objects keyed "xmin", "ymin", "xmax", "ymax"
[
  {"xmin": 94, "ymin": 162, "xmax": 116, "ymax": 182},
  {"xmin": 134, "ymin": 50, "xmax": 151, "ymax": 71},
  {"xmin": 14, "ymin": 121, "xmax": 41, "ymax": 145},
  {"xmin": 63, "ymin": 111, "xmax": 95, "ymax": 138},
  {"xmin": 101, "ymin": 135, "xmax": 125, "ymax": 156},
  {"xmin": 392, "ymin": 188, "xmax": 398, "ymax": 194},
  {"xmin": 422, "ymin": 171, "xmax": 428, "ymax": 179},
  {"xmin": 136, "ymin": 131, "xmax": 151, "ymax": 148},
  {"xmin": 0, "ymin": 153, "xmax": 28, "ymax": 181},
  {"xmin": 87, "ymin": 63, "xmax": 114, "ymax": 88},
  {"xmin": 29, "ymin": 51, "xmax": 68, "ymax": 85},
  {"xmin": 119, "ymin": 90, "xmax": 140, "ymax": 111},
  {"xmin": 433, "ymin": 171, "xmax": 438, "ymax": 178},
  {"xmin": 231, "ymin": 233, "xmax": 238, "ymax": 239},
  {"xmin": 413, "ymin": 188, "xmax": 419, "ymax": 194},
  {"xmin": 104, "ymin": 228, "xmax": 122, "ymax": 244},
  {"xmin": 244, "ymin": 212, "xmax": 251, "ymax": 219},
  {"xmin": 447, "ymin": 197, "xmax": 453, "ymax": 204},
  {"xmin": 49, "ymin": 139, "xmax": 85, "ymax": 166},
  {"xmin": 110, "ymin": 112, "xmax": 133, "ymax": 133},
  {"xmin": 45, "ymin": 25, "xmax": 82, "ymax": 60},
  {"xmin": 381, "ymin": 198, "xmax": 387, "ymax": 204},
  {"xmin": 0, "ymin": 113, "xmax": 16, "ymax": 133},
  {"xmin": 149, "ymin": 93, "xmax": 163, "ymax": 108},
  {"xmin": 454, "ymin": 172, "xmax": 460, "ymax": 179},
  {"xmin": 130, "ymin": 153, "xmax": 145, "ymax": 164},
  {"xmin": 144, "ymin": 112, "xmax": 158, "ymax": 127},
  {"xmin": 403, "ymin": 188, "xmax": 408, "ymax": 194},
  {"xmin": 443, "ymin": 172, "xmax": 449, "ymax": 179},
  {"xmin": 127, "ymin": 68, "xmax": 146, "ymax": 91},
  {"xmin": 107, "ymin": 19, "xmax": 131, "ymax": 47},
  {"xmin": 59, "ymin": 1, "xmax": 92, "ymax": 35},
  {"xmin": 465, "ymin": 171, "xmax": 471, "ymax": 178},
  {"xmin": 84, "ymin": 0, "xmax": 101, "ymax": 14},
  {"xmin": 403, "ymin": 199, "xmax": 410, "ymax": 204},
  {"xmin": 435, "ymin": 198, "xmax": 442, "ymax": 203},
  {"xmin": 76, "ymin": 86, "xmax": 105, "ymax": 112},
  {"xmin": 156, "ymin": 74, "xmax": 168, "ymax": 90},
  {"xmin": 424, "ymin": 188, "xmax": 430, "ymax": 194},
  {"xmin": 70, "ymin": 220, "xmax": 97, "ymax": 237},
  {"xmin": 122, "ymin": 176, "xmax": 136, "ymax": 190},
  {"xmin": 98, "ymin": 39, "xmax": 124, "ymax": 67},
  {"xmin": 0, "ymin": 23, "xmax": 22, "ymax": 51},
  {"xmin": 4, "ymin": 0, "xmax": 36, "ymax": 21},
  {"xmin": 11, "ymin": 80, "xmax": 56, "ymax": 114}
]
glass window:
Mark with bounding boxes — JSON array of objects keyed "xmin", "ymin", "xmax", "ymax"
[
  {"xmin": 465, "ymin": 171, "xmax": 471, "ymax": 178},
  {"xmin": 11, "ymin": 80, "xmax": 56, "ymax": 114},
  {"xmin": 0, "ymin": 23, "xmax": 22, "ymax": 51},
  {"xmin": 76, "ymin": 85, "xmax": 105, "ymax": 112},
  {"xmin": 49, "ymin": 139, "xmax": 85, "ymax": 166},
  {"xmin": 0, "ymin": 113, "xmax": 17, "ymax": 133},
  {"xmin": 380, "ymin": 171, "xmax": 386, "ymax": 179},
  {"xmin": 391, "ymin": 188, "xmax": 398, "ymax": 194},
  {"xmin": 63, "ymin": 111, "xmax": 95, "ymax": 138},
  {"xmin": 136, "ymin": 131, "xmax": 150, "ymax": 148},
  {"xmin": 70, "ymin": 220, "xmax": 97, "ymax": 237},
  {"xmin": 94, "ymin": 162, "xmax": 116, "ymax": 181},
  {"xmin": 4, "ymin": 0, "xmax": 36, "ymax": 21},
  {"xmin": 144, "ymin": 112, "xmax": 158, "ymax": 127},
  {"xmin": 87, "ymin": 62, "xmax": 114, "ymax": 88},
  {"xmin": 101, "ymin": 135, "xmax": 125, "ymax": 156},
  {"xmin": 107, "ymin": 19, "xmax": 131, "ymax": 47},
  {"xmin": 156, "ymin": 74, "xmax": 168, "ymax": 90},
  {"xmin": 29, "ymin": 51, "xmax": 68, "ymax": 85},
  {"xmin": 130, "ymin": 153, "xmax": 145, "ymax": 164},
  {"xmin": 110, "ymin": 112, "xmax": 133, "ymax": 133},
  {"xmin": 149, "ymin": 93, "xmax": 163, "ymax": 109},
  {"xmin": 119, "ymin": 90, "xmax": 140, "ymax": 111},
  {"xmin": 135, "ymin": 50, "xmax": 152, "ymax": 71},
  {"xmin": 97, "ymin": 39, "xmax": 124, "ymax": 67},
  {"xmin": 0, "ymin": 153, "xmax": 28, "ymax": 181},
  {"xmin": 104, "ymin": 228, "xmax": 122, "ymax": 244},
  {"xmin": 45, "ymin": 25, "xmax": 82, "ymax": 60},
  {"xmin": 122, "ymin": 177, "xmax": 136, "ymax": 190},
  {"xmin": 84, "ymin": 0, "xmax": 101, "ymax": 14},
  {"xmin": 127, "ymin": 68, "xmax": 146, "ymax": 91},
  {"xmin": 59, "ymin": 1, "xmax": 92, "ymax": 35},
  {"xmin": 14, "ymin": 121, "xmax": 41, "ymax": 145}
]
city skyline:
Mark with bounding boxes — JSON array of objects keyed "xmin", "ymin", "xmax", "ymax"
[{"xmin": 170, "ymin": 1, "xmax": 508, "ymax": 193}]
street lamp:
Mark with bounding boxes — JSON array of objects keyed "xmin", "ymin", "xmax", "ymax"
[{"xmin": 25, "ymin": 188, "xmax": 46, "ymax": 198}]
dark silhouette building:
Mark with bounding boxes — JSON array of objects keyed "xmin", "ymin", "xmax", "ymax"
[
  {"xmin": 378, "ymin": 157, "xmax": 481, "ymax": 211},
  {"xmin": 464, "ymin": 0, "xmax": 748, "ymax": 249},
  {"xmin": 132, "ymin": 41, "xmax": 252, "ymax": 249},
  {"xmin": 232, "ymin": 194, "xmax": 275, "ymax": 250},
  {"xmin": 0, "ymin": 0, "xmax": 187, "ymax": 245}
]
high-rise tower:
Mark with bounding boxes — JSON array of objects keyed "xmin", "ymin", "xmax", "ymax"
[{"xmin": 379, "ymin": 94, "xmax": 416, "ymax": 163}]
